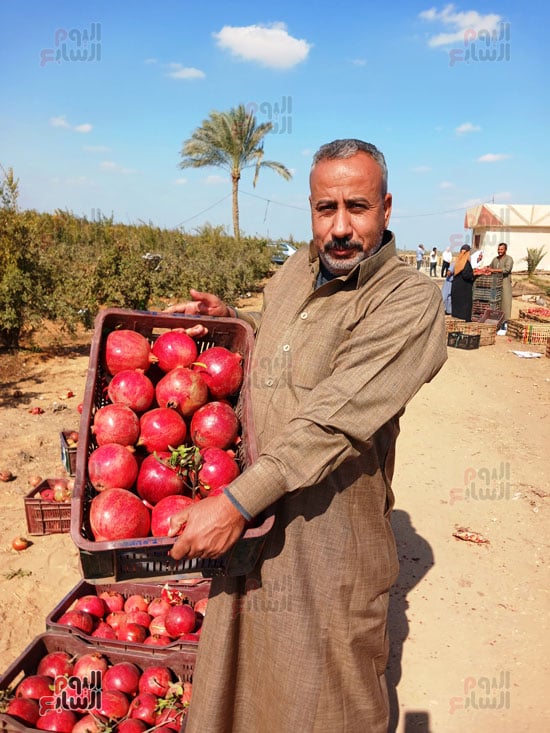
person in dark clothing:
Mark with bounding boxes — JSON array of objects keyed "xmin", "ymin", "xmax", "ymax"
[{"xmin": 451, "ymin": 244, "xmax": 474, "ymax": 321}]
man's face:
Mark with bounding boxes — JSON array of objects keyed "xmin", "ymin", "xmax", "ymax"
[
  {"xmin": 309, "ymin": 152, "xmax": 392, "ymax": 275},
  {"xmin": 497, "ymin": 244, "xmax": 507, "ymax": 257}
]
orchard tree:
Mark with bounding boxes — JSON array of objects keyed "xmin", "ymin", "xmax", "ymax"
[{"xmin": 179, "ymin": 105, "xmax": 292, "ymax": 239}]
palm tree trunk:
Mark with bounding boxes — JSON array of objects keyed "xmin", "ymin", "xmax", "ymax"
[{"xmin": 231, "ymin": 172, "xmax": 240, "ymax": 240}]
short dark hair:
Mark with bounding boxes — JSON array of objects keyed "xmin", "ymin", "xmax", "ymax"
[
  {"xmin": 498, "ymin": 242, "xmax": 508, "ymax": 251},
  {"xmin": 312, "ymin": 139, "xmax": 388, "ymax": 195}
]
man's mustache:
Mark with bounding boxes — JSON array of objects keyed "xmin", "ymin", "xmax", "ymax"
[{"xmin": 324, "ymin": 240, "xmax": 363, "ymax": 253}]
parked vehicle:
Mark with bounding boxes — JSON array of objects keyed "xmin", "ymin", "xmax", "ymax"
[{"xmin": 267, "ymin": 242, "xmax": 298, "ymax": 265}]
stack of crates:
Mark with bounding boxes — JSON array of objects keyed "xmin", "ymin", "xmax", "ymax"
[{"xmin": 472, "ymin": 273, "xmax": 503, "ymax": 321}]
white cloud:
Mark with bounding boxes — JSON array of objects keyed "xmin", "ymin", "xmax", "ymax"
[
  {"xmin": 173, "ymin": 177, "xmax": 188, "ymax": 185},
  {"xmin": 144, "ymin": 58, "xmax": 158, "ymax": 64},
  {"xmin": 213, "ymin": 22, "xmax": 312, "ymax": 69},
  {"xmin": 166, "ymin": 63, "xmax": 205, "ymax": 80},
  {"xmin": 419, "ymin": 5, "xmax": 503, "ymax": 47},
  {"xmin": 413, "ymin": 165, "xmax": 432, "ymax": 173},
  {"xmin": 477, "ymin": 153, "xmax": 510, "ymax": 163},
  {"xmin": 100, "ymin": 161, "xmax": 136, "ymax": 175},
  {"xmin": 50, "ymin": 115, "xmax": 92, "ymax": 133},
  {"xmin": 350, "ymin": 58, "xmax": 367, "ymax": 66},
  {"xmin": 439, "ymin": 181, "xmax": 454, "ymax": 189},
  {"xmin": 456, "ymin": 121, "xmax": 481, "ymax": 135},
  {"xmin": 50, "ymin": 115, "xmax": 71, "ymax": 129}
]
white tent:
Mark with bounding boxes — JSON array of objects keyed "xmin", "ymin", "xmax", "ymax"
[{"xmin": 464, "ymin": 204, "xmax": 550, "ymax": 272}]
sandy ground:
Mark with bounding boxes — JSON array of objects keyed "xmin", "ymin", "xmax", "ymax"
[{"xmin": 0, "ymin": 291, "xmax": 549, "ymax": 732}]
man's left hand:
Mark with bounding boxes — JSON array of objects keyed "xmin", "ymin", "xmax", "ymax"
[{"xmin": 168, "ymin": 493, "xmax": 246, "ymax": 560}]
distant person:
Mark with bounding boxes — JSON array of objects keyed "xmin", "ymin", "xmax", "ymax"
[
  {"xmin": 429, "ymin": 247, "xmax": 438, "ymax": 277},
  {"xmin": 441, "ymin": 246, "xmax": 453, "ymax": 277},
  {"xmin": 441, "ymin": 262, "xmax": 454, "ymax": 314},
  {"xmin": 416, "ymin": 243, "xmax": 425, "ymax": 270},
  {"xmin": 487, "ymin": 242, "xmax": 514, "ymax": 326},
  {"xmin": 470, "ymin": 244, "xmax": 484, "ymax": 270},
  {"xmin": 451, "ymin": 244, "xmax": 474, "ymax": 321}
]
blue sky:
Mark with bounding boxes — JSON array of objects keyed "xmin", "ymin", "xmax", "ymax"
[{"xmin": 1, "ymin": 1, "xmax": 548, "ymax": 250}]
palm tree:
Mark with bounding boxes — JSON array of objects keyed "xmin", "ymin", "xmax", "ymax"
[{"xmin": 179, "ymin": 104, "xmax": 292, "ymax": 239}]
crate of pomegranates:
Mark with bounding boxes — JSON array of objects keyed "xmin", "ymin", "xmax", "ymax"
[
  {"xmin": 71, "ymin": 307, "xmax": 273, "ymax": 582},
  {"xmin": 46, "ymin": 578, "xmax": 210, "ymax": 650},
  {"xmin": 0, "ymin": 632, "xmax": 194, "ymax": 733},
  {"xmin": 24, "ymin": 479, "xmax": 73, "ymax": 536}
]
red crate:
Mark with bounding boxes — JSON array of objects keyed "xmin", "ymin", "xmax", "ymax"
[
  {"xmin": 46, "ymin": 578, "xmax": 210, "ymax": 649},
  {"xmin": 24, "ymin": 480, "xmax": 72, "ymax": 536},
  {"xmin": 0, "ymin": 632, "xmax": 195, "ymax": 733},
  {"xmin": 71, "ymin": 308, "xmax": 274, "ymax": 583}
]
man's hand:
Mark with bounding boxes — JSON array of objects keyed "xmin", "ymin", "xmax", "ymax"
[
  {"xmin": 168, "ymin": 493, "xmax": 246, "ymax": 560},
  {"xmin": 165, "ymin": 289, "xmax": 233, "ymax": 318}
]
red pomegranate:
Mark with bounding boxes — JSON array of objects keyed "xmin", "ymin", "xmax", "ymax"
[
  {"xmin": 105, "ymin": 330, "xmax": 156, "ymax": 375},
  {"xmin": 107, "ymin": 369, "xmax": 155, "ymax": 413},
  {"xmin": 155, "ymin": 367, "xmax": 208, "ymax": 417},
  {"xmin": 92, "ymin": 404, "xmax": 140, "ymax": 447},
  {"xmin": 193, "ymin": 346, "xmax": 243, "ymax": 398},
  {"xmin": 150, "ymin": 494, "xmax": 194, "ymax": 537},
  {"xmin": 136, "ymin": 452, "xmax": 185, "ymax": 505},
  {"xmin": 88, "ymin": 443, "xmax": 139, "ymax": 491},
  {"xmin": 151, "ymin": 329, "xmax": 198, "ymax": 372},
  {"xmin": 138, "ymin": 408, "xmax": 187, "ymax": 453},
  {"xmin": 89, "ymin": 488, "xmax": 151, "ymax": 541},
  {"xmin": 198, "ymin": 447, "xmax": 240, "ymax": 496},
  {"xmin": 190, "ymin": 401, "xmax": 239, "ymax": 450}
]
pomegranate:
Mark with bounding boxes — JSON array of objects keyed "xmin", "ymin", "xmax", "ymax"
[
  {"xmin": 198, "ymin": 446, "xmax": 240, "ymax": 496},
  {"xmin": 16, "ymin": 675, "xmax": 54, "ymax": 700},
  {"xmin": 74, "ymin": 594, "xmax": 108, "ymax": 618},
  {"xmin": 194, "ymin": 596, "xmax": 208, "ymax": 617},
  {"xmin": 164, "ymin": 603, "xmax": 196, "ymax": 637},
  {"xmin": 12, "ymin": 536, "xmax": 30, "ymax": 551},
  {"xmin": 93, "ymin": 689, "xmax": 130, "ymax": 720},
  {"xmin": 149, "ymin": 614, "xmax": 168, "ymax": 636},
  {"xmin": 36, "ymin": 709, "xmax": 77, "ymax": 732},
  {"xmin": 89, "ymin": 488, "xmax": 151, "ymax": 542},
  {"xmin": 92, "ymin": 404, "xmax": 140, "ymax": 447},
  {"xmin": 125, "ymin": 610, "xmax": 152, "ymax": 628},
  {"xmin": 99, "ymin": 590, "xmax": 125, "ymax": 613},
  {"xmin": 150, "ymin": 494, "xmax": 193, "ymax": 537},
  {"xmin": 91, "ymin": 620, "xmax": 117, "ymax": 640},
  {"xmin": 102, "ymin": 662, "xmax": 141, "ymax": 695},
  {"xmin": 117, "ymin": 622, "xmax": 148, "ymax": 643},
  {"xmin": 72, "ymin": 714, "xmax": 108, "ymax": 733},
  {"xmin": 190, "ymin": 401, "xmax": 239, "ymax": 450},
  {"xmin": 57, "ymin": 609, "xmax": 95, "ymax": 634},
  {"xmin": 37, "ymin": 651, "xmax": 74, "ymax": 678},
  {"xmin": 156, "ymin": 705, "xmax": 186, "ymax": 731},
  {"xmin": 138, "ymin": 408, "xmax": 187, "ymax": 453},
  {"xmin": 105, "ymin": 329, "xmax": 156, "ymax": 375},
  {"xmin": 128, "ymin": 692, "xmax": 158, "ymax": 726},
  {"xmin": 73, "ymin": 652, "xmax": 109, "ymax": 679},
  {"xmin": 136, "ymin": 452, "xmax": 185, "ymax": 506},
  {"xmin": 147, "ymin": 596, "xmax": 171, "ymax": 617},
  {"xmin": 107, "ymin": 369, "xmax": 155, "ymax": 413},
  {"xmin": 105, "ymin": 611, "xmax": 128, "ymax": 632},
  {"xmin": 152, "ymin": 329, "xmax": 198, "ymax": 372},
  {"xmin": 138, "ymin": 665, "xmax": 173, "ymax": 697},
  {"xmin": 193, "ymin": 345, "xmax": 243, "ymax": 398},
  {"xmin": 116, "ymin": 719, "xmax": 148, "ymax": 733},
  {"xmin": 143, "ymin": 633, "xmax": 172, "ymax": 646},
  {"xmin": 6, "ymin": 698, "xmax": 40, "ymax": 726},
  {"xmin": 124, "ymin": 594, "xmax": 149, "ymax": 613},
  {"xmin": 155, "ymin": 367, "xmax": 208, "ymax": 417},
  {"xmin": 88, "ymin": 443, "xmax": 139, "ymax": 492}
]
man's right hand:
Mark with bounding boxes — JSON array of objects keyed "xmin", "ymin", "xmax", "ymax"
[{"xmin": 165, "ymin": 289, "xmax": 233, "ymax": 318}]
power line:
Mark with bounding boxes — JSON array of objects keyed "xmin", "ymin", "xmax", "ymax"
[{"xmin": 175, "ymin": 193, "xmax": 232, "ymax": 228}]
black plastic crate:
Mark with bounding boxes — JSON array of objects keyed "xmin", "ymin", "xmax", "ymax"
[
  {"xmin": 71, "ymin": 308, "xmax": 273, "ymax": 583},
  {"xmin": 447, "ymin": 331, "xmax": 480, "ymax": 350}
]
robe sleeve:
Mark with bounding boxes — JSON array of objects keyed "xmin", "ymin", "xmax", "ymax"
[{"xmin": 227, "ymin": 277, "xmax": 447, "ymax": 518}]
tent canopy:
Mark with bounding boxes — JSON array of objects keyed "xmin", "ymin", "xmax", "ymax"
[{"xmin": 465, "ymin": 204, "xmax": 550, "ymax": 229}]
